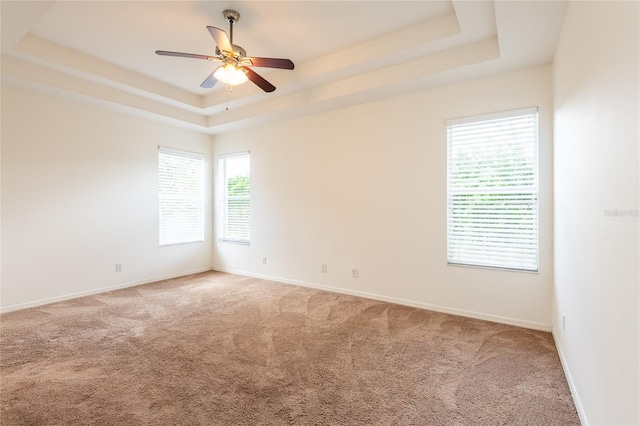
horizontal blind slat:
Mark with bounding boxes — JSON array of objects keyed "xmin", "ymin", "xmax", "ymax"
[
  {"xmin": 447, "ymin": 110, "xmax": 538, "ymax": 272},
  {"xmin": 158, "ymin": 149, "xmax": 205, "ymax": 246},
  {"xmin": 219, "ymin": 153, "xmax": 251, "ymax": 243}
]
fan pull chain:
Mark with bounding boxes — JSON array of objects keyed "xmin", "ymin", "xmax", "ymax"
[{"xmin": 225, "ymin": 83, "xmax": 234, "ymax": 111}]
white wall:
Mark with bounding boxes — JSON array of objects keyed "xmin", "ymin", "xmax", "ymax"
[
  {"xmin": 213, "ymin": 65, "xmax": 554, "ymax": 330},
  {"xmin": 553, "ymin": 2, "xmax": 639, "ymax": 425},
  {"xmin": 1, "ymin": 85, "xmax": 213, "ymax": 311}
]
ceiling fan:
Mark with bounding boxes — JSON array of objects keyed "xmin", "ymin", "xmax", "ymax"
[{"xmin": 156, "ymin": 9, "xmax": 294, "ymax": 92}]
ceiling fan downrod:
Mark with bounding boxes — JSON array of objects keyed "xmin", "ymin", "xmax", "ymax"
[{"xmin": 223, "ymin": 9, "xmax": 240, "ymax": 45}]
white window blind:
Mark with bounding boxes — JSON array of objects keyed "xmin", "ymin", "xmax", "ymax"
[
  {"xmin": 158, "ymin": 147, "xmax": 205, "ymax": 246},
  {"xmin": 446, "ymin": 107, "xmax": 539, "ymax": 272},
  {"xmin": 218, "ymin": 152, "xmax": 250, "ymax": 244}
]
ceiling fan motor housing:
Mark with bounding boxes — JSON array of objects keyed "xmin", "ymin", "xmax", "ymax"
[{"xmin": 216, "ymin": 45, "xmax": 247, "ymax": 58}]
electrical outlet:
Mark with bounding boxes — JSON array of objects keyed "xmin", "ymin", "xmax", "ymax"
[
  {"xmin": 321, "ymin": 264, "xmax": 327, "ymax": 273},
  {"xmin": 115, "ymin": 263, "xmax": 123, "ymax": 272},
  {"xmin": 562, "ymin": 313, "xmax": 566, "ymax": 331},
  {"xmin": 262, "ymin": 257, "xmax": 267, "ymax": 265},
  {"xmin": 352, "ymin": 269, "xmax": 358, "ymax": 278}
]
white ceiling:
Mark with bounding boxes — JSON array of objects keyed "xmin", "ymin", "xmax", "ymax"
[{"xmin": 1, "ymin": 1, "xmax": 568, "ymax": 134}]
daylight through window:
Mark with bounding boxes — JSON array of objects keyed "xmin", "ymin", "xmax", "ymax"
[
  {"xmin": 446, "ymin": 108, "xmax": 539, "ymax": 272},
  {"xmin": 219, "ymin": 152, "xmax": 250, "ymax": 244},
  {"xmin": 158, "ymin": 147, "xmax": 205, "ymax": 246}
]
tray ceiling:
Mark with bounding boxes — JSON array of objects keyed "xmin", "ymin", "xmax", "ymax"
[{"xmin": 1, "ymin": 1, "xmax": 568, "ymax": 134}]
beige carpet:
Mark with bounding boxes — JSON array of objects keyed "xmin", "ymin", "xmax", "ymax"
[{"xmin": 1, "ymin": 271, "xmax": 578, "ymax": 425}]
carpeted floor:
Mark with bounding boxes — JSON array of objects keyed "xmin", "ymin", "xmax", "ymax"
[{"xmin": 1, "ymin": 271, "xmax": 579, "ymax": 425}]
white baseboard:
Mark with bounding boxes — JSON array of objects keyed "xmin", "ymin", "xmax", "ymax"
[
  {"xmin": 212, "ymin": 267, "xmax": 552, "ymax": 332},
  {"xmin": 552, "ymin": 329, "xmax": 588, "ymax": 425},
  {"xmin": 0, "ymin": 267, "xmax": 213, "ymax": 314}
]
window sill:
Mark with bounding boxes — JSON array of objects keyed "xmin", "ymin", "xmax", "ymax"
[
  {"xmin": 447, "ymin": 262, "xmax": 538, "ymax": 274},
  {"xmin": 218, "ymin": 239, "xmax": 250, "ymax": 246}
]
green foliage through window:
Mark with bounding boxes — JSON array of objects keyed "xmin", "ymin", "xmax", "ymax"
[
  {"xmin": 446, "ymin": 108, "xmax": 539, "ymax": 271},
  {"xmin": 219, "ymin": 153, "xmax": 250, "ymax": 244}
]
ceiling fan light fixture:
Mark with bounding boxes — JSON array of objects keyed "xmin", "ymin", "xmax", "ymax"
[
  {"xmin": 213, "ymin": 64, "xmax": 248, "ymax": 85},
  {"xmin": 156, "ymin": 8, "xmax": 293, "ymax": 92}
]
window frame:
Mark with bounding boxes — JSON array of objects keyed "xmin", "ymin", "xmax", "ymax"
[
  {"xmin": 218, "ymin": 151, "xmax": 251, "ymax": 245},
  {"xmin": 158, "ymin": 146, "xmax": 205, "ymax": 247},
  {"xmin": 445, "ymin": 107, "xmax": 539, "ymax": 272}
]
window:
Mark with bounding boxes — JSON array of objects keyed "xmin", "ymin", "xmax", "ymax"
[
  {"xmin": 218, "ymin": 152, "xmax": 250, "ymax": 244},
  {"xmin": 158, "ymin": 147, "xmax": 205, "ymax": 246},
  {"xmin": 446, "ymin": 107, "xmax": 538, "ymax": 272}
]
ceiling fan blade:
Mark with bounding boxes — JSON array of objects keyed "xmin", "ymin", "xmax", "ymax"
[
  {"xmin": 243, "ymin": 67, "xmax": 276, "ymax": 92},
  {"xmin": 207, "ymin": 26, "xmax": 233, "ymax": 55},
  {"xmin": 247, "ymin": 57, "xmax": 295, "ymax": 70},
  {"xmin": 155, "ymin": 50, "xmax": 215, "ymax": 61},
  {"xmin": 201, "ymin": 70, "xmax": 218, "ymax": 89}
]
